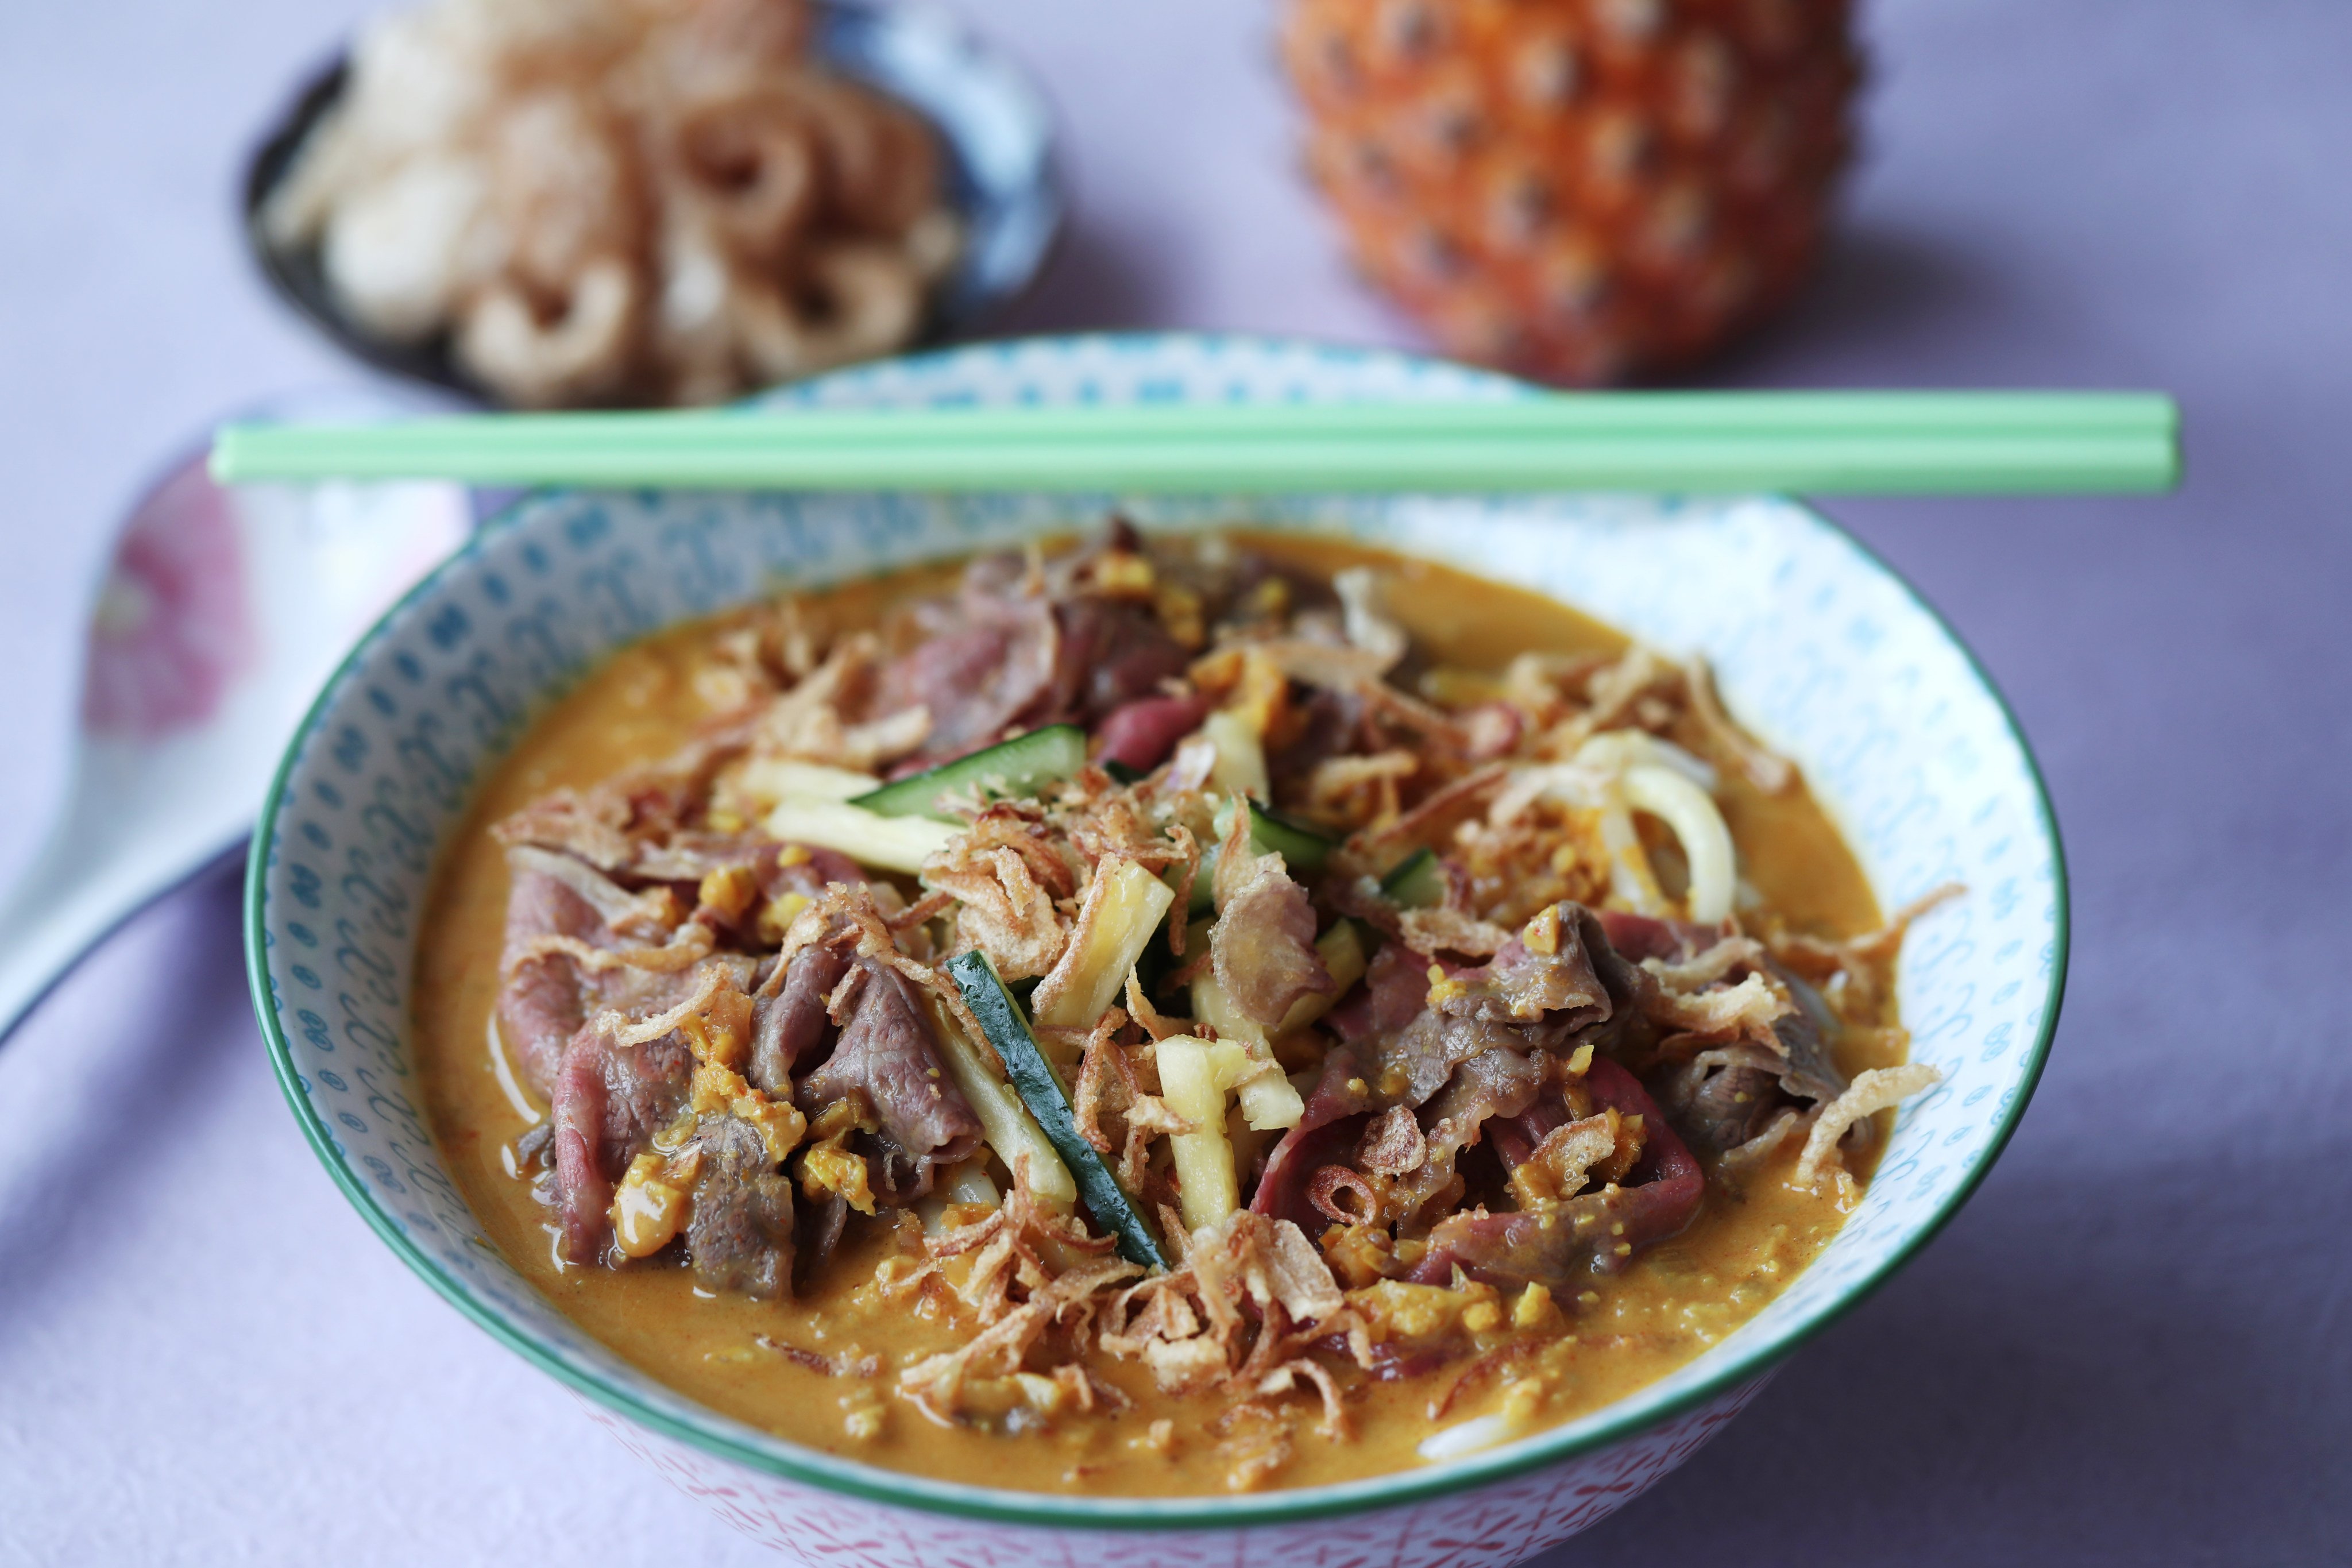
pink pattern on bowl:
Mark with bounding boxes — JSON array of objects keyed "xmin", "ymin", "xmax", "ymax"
[
  {"xmin": 83, "ymin": 456, "xmax": 255, "ymax": 737},
  {"xmin": 581, "ymin": 1374, "xmax": 1767, "ymax": 1567}
]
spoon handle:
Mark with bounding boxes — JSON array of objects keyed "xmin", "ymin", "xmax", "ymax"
[{"xmin": 0, "ymin": 820, "xmax": 241, "ymax": 1045}]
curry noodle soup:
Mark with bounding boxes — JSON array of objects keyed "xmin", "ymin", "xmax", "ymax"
[{"xmin": 414, "ymin": 527, "xmax": 1944, "ymax": 1496}]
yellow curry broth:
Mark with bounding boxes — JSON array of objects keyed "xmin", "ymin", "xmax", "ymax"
[{"xmin": 413, "ymin": 535, "xmax": 1893, "ymax": 1496}]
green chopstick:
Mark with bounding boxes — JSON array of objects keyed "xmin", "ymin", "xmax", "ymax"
[{"xmin": 208, "ymin": 391, "xmax": 2179, "ymax": 495}]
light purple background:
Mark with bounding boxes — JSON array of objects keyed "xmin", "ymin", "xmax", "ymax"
[{"xmin": 2, "ymin": 2, "xmax": 2346, "ymax": 1563}]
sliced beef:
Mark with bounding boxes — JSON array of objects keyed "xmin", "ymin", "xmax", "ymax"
[
  {"xmin": 1051, "ymin": 596, "xmax": 1189, "ymax": 723},
  {"xmin": 1324, "ymin": 941, "xmax": 1431, "ymax": 1046},
  {"xmin": 793, "ymin": 960, "xmax": 982, "ymax": 1203},
  {"xmin": 748, "ymin": 927, "xmax": 853, "ymax": 1095},
  {"xmin": 1209, "ymin": 812, "xmax": 1333, "ymax": 1029},
  {"xmin": 1387, "ymin": 1046, "xmax": 1545, "ymax": 1224},
  {"xmin": 1369, "ymin": 1007, "xmax": 1524, "ymax": 1112},
  {"xmin": 1094, "ymin": 693, "xmax": 1208, "ymax": 773},
  {"xmin": 1255, "ymin": 904, "xmax": 1673, "ymax": 1229},
  {"xmin": 1608, "ymin": 905, "xmax": 1851, "ymax": 1121},
  {"xmin": 1601, "ymin": 906, "xmax": 1849, "ymax": 1118},
  {"xmin": 549, "ymin": 1029, "xmax": 615, "ymax": 1265},
  {"xmin": 547, "ymin": 1019, "xmax": 696, "ymax": 1264},
  {"xmin": 1596, "ymin": 908, "xmax": 1726, "ymax": 964},
  {"xmin": 794, "ymin": 1190, "xmax": 851, "ymax": 1287},
  {"xmin": 685, "ymin": 1113, "xmax": 796, "ymax": 1299},
  {"xmin": 1481, "ymin": 905, "xmax": 1648, "ymax": 1031},
  {"xmin": 1334, "ymin": 905, "xmax": 1633, "ymax": 1111},
  {"xmin": 1666, "ymin": 1047, "xmax": 1788, "ymax": 1153},
  {"xmin": 497, "ymin": 836, "xmax": 864, "ymax": 1103},
  {"xmin": 871, "ymin": 589, "xmax": 1058, "ymax": 762},
  {"xmin": 867, "ymin": 528, "xmax": 1188, "ymax": 766},
  {"xmin": 1766, "ymin": 961, "xmax": 1850, "ymax": 1106},
  {"xmin": 496, "ymin": 862, "xmax": 612, "ymax": 1099},
  {"xmin": 1249, "ymin": 1048, "xmax": 1376, "ymax": 1231},
  {"xmin": 1488, "ymin": 1091, "xmax": 1577, "ymax": 1173},
  {"xmin": 1407, "ymin": 1059, "xmax": 1702, "ymax": 1292},
  {"xmin": 539, "ymin": 954, "xmax": 768, "ymax": 1265}
]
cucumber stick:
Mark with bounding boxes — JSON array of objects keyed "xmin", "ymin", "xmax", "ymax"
[
  {"xmin": 1224, "ymin": 798, "xmax": 1337, "ymax": 874},
  {"xmin": 851, "ymin": 725, "xmax": 1088, "ymax": 822},
  {"xmin": 947, "ymin": 951, "xmax": 1168, "ymax": 1271},
  {"xmin": 919, "ymin": 995, "xmax": 1077, "ymax": 1211},
  {"xmin": 1174, "ymin": 798, "xmax": 1341, "ymax": 914},
  {"xmin": 1379, "ymin": 845, "xmax": 1448, "ymax": 909}
]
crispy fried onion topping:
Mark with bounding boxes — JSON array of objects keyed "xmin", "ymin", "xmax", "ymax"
[
  {"xmin": 893, "ymin": 1164, "xmax": 1142, "ymax": 1426},
  {"xmin": 1771, "ymin": 883, "xmax": 1965, "ymax": 1015},
  {"xmin": 1641, "ymin": 934, "xmax": 1769, "ymax": 991},
  {"xmin": 754, "ymin": 632, "xmax": 932, "ymax": 770},
  {"xmin": 1794, "ymin": 1063, "xmax": 1944, "ymax": 1188},
  {"xmin": 1070, "ymin": 1006, "xmax": 1192, "ymax": 1193},
  {"xmin": 1398, "ymin": 905, "xmax": 1514, "ymax": 958},
  {"xmin": 1645, "ymin": 968, "xmax": 1789, "ymax": 1037},
  {"xmin": 503, "ymin": 920, "xmax": 716, "ymax": 978},
  {"xmin": 1096, "ymin": 1212, "xmax": 1361, "ymax": 1440},
  {"xmin": 922, "ymin": 807, "xmax": 1077, "ymax": 980}
]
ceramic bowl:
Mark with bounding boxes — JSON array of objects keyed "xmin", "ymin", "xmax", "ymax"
[
  {"xmin": 241, "ymin": 0, "xmax": 1061, "ymax": 407},
  {"xmin": 246, "ymin": 333, "xmax": 2064, "ymax": 1565}
]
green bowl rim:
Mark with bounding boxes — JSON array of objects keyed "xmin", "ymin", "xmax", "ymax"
[{"xmin": 244, "ymin": 330, "xmax": 2068, "ymax": 1532}]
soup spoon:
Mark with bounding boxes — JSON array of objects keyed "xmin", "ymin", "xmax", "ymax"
[{"xmin": 0, "ymin": 392, "xmax": 470, "ymax": 1044}]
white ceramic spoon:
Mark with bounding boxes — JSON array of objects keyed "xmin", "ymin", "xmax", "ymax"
[{"xmin": 0, "ymin": 392, "xmax": 472, "ymax": 1042}]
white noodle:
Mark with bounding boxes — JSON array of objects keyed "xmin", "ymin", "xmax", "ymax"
[
  {"xmin": 1418, "ymin": 1412, "xmax": 1522, "ymax": 1462},
  {"xmin": 1620, "ymin": 763, "xmax": 1736, "ymax": 924}
]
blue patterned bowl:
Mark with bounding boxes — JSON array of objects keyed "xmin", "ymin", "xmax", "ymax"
[{"xmin": 245, "ymin": 333, "xmax": 2064, "ymax": 1565}]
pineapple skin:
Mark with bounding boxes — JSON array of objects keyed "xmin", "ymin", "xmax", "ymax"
[{"xmin": 1283, "ymin": 0, "xmax": 1860, "ymax": 384}]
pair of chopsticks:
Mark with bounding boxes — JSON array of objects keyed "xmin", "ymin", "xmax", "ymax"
[{"xmin": 208, "ymin": 391, "xmax": 2179, "ymax": 495}]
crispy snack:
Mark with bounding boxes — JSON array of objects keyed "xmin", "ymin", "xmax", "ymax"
[{"xmin": 264, "ymin": 0, "xmax": 961, "ymax": 407}]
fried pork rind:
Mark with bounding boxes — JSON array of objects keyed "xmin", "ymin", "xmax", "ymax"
[{"xmin": 264, "ymin": 0, "xmax": 961, "ymax": 407}]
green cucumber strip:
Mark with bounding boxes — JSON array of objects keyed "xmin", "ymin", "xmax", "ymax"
[
  {"xmin": 1209, "ymin": 797, "xmax": 1337, "ymax": 875},
  {"xmin": 851, "ymin": 725, "xmax": 1088, "ymax": 822},
  {"xmin": 1243, "ymin": 798, "xmax": 1337, "ymax": 872},
  {"xmin": 1100, "ymin": 759, "xmax": 1146, "ymax": 786},
  {"xmin": 1379, "ymin": 845, "xmax": 1447, "ymax": 909},
  {"xmin": 1183, "ymin": 798, "xmax": 1336, "ymax": 913},
  {"xmin": 1171, "ymin": 848, "xmax": 1218, "ymax": 915},
  {"xmin": 946, "ymin": 951, "xmax": 1169, "ymax": 1271}
]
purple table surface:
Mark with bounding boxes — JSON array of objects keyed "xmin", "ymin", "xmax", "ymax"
[{"xmin": 2, "ymin": 1, "xmax": 2345, "ymax": 1563}]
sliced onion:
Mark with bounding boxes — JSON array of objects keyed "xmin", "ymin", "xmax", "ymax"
[
  {"xmin": 1571, "ymin": 729, "xmax": 1718, "ymax": 791},
  {"xmin": 1621, "ymin": 763, "xmax": 1736, "ymax": 923}
]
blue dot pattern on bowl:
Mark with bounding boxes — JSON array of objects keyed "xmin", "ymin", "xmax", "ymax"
[{"xmin": 249, "ymin": 333, "xmax": 2063, "ymax": 1528}]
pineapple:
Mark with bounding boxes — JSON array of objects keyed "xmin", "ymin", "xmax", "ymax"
[{"xmin": 1282, "ymin": 0, "xmax": 1859, "ymax": 383}]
